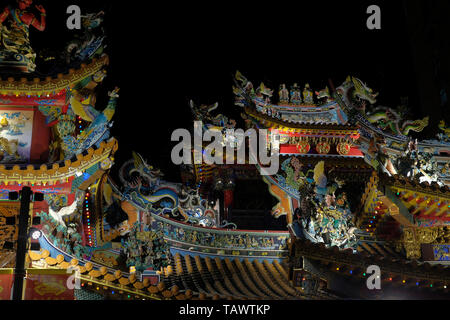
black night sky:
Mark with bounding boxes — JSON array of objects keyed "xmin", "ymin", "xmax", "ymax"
[{"xmin": 9, "ymin": 0, "xmax": 450, "ymax": 182}]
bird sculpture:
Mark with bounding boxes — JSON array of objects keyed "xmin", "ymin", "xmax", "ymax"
[{"xmin": 48, "ymin": 199, "xmax": 79, "ymax": 226}]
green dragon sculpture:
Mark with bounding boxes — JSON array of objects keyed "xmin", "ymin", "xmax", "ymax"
[
  {"xmin": 337, "ymin": 76, "xmax": 429, "ymax": 136},
  {"xmin": 367, "ymin": 106, "xmax": 429, "ymax": 136},
  {"xmin": 438, "ymin": 120, "xmax": 450, "ymax": 142},
  {"xmin": 336, "ymin": 76, "xmax": 379, "ymax": 113},
  {"xmin": 351, "ymin": 76, "xmax": 378, "ymax": 105}
]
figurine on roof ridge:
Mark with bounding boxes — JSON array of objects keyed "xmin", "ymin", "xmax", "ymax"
[
  {"xmin": 290, "ymin": 83, "xmax": 302, "ymax": 105},
  {"xmin": 278, "ymin": 84, "xmax": 289, "ymax": 104},
  {"xmin": 302, "ymin": 83, "xmax": 314, "ymax": 104}
]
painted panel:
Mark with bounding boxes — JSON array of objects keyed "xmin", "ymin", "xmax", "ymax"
[
  {"xmin": 0, "ymin": 109, "xmax": 34, "ymax": 162},
  {"xmin": 24, "ymin": 269, "xmax": 74, "ymax": 300},
  {"xmin": 433, "ymin": 244, "xmax": 450, "ymax": 261},
  {"xmin": 0, "ymin": 271, "xmax": 13, "ymax": 300}
]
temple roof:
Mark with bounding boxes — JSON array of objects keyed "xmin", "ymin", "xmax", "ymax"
[
  {"xmin": 292, "ymin": 238, "xmax": 450, "ymax": 291},
  {"xmin": 164, "ymin": 252, "xmax": 311, "ymax": 300},
  {"xmin": 245, "ymin": 107, "xmax": 358, "ymax": 132},
  {"xmin": 376, "ymin": 172, "xmax": 450, "ymax": 224},
  {"xmin": 0, "ymin": 138, "xmax": 117, "ymax": 185},
  {"xmin": 380, "ymin": 173, "xmax": 450, "ymax": 195},
  {"xmin": 27, "ymin": 249, "xmax": 316, "ymax": 300},
  {"xmin": 0, "ymin": 55, "xmax": 109, "ymax": 96}
]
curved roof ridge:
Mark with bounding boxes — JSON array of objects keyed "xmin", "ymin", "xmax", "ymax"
[
  {"xmin": 0, "ymin": 137, "xmax": 117, "ymax": 184},
  {"xmin": 0, "ymin": 55, "xmax": 109, "ymax": 96}
]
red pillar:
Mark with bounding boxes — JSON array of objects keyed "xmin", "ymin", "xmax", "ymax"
[{"xmin": 223, "ymin": 189, "xmax": 234, "ymax": 221}]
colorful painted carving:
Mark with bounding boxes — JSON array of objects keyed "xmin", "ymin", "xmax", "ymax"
[
  {"xmin": 1, "ymin": 8, "xmax": 449, "ymax": 300},
  {"xmin": 280, "ymin": 157, "xmax": 308, "ymax": 191},
  {"xmin": 296, "ymin": 140, "xmax": 310, "ymax": 154},
  {"xmin": 256, "ymin": 82, "xmax": 273, "ymax": 105},
  {"xmin": 315, "ymin": 86, "xmax": 333, "ymax": 104},
  {"xmin": 437, "ymin": 120, "xmax": 450, "ymax": 143},
  {"xmin": 359, "ymin": 136, "xmax": 394, "ymax": 175},
  {"xmin": 48, "ymin": 199, "xmax": 79, "ymax": 227},
  {"xmin": 189, "ymin": 100, "xmax": 219, "ymax": 123},
  {"xmin": 0, "ymin": 137, "xmax": 21, "ymax": 161},
  {"xmin": 395, "ymin": 147, "xmax": 442, "ymax": 185},
  {"xmin": 118, "ymin": 152, "xmax": 218, "ymax": 228},
  {"xmin": 63, "ymin": 87, "xmax": 119, "ymax": 158},
  {"xmin": 289, "ymin": 161, "xmax": 357, "ymax": 250},
  {"xmin": 434, "ymin": 244, "xmax": 450, "ymax": 261},
  {"xmin": 336, "ymin": 142, "xmax": 351, "ymax": 155},
  {"xmin": 302, "ymin": 84, "xmax": 314, "ymax": 104},
  {"xmin": 279, "ymin": 84, "xmax": 290, "ymax": 104},
  {"xmin": 0, "ymin": 0, "xmax": 46, "ymax": 72},
  {"xmin": 65, "ymin": 11, "xmax": 105, "ymax": 64},
  {"xmin": 290, "ymin": 83, "xmax": 302, "ymax": 105},
  {"xmin": 189, "ymin": 100, "xmax": 240, "ymax": 148},
  {"xmin": 336, "ymin": 76, "xmax": 428, "ymax": 137},
  {"xmin": 121, "ymin": 222, "xmax": 170, "ymax": 272},
  {"xmin": 367, "ymin": 106, "xmax": 429, "ymax": 136},
  {"xmin": 147, "ymin": 215, "xmax": 288, "ymax": 253},
  {"xmin": 69, "ymin": 69, "xmax": 107, "ymax": 122},
  {"xmin": 0, "ymin": 110, "xmax": 32, "ymax": 162},
  {"xmin": 38, "ymin": 203, "xmax": 87, "ymax": 260},
  {"xmin": 316, "ymin": 141, "xmax": 331, "ymax": 155},
  {"xmin": 336, "ymin": 76, "xmax": 378, "ymax": 113},
  {"xmin": 235, "ymin": 70, "xmax": 254, "ymax": 95}
]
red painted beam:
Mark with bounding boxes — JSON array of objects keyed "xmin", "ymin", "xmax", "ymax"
[
  {"xmin": 280, "ymin": 145, "xmax": 363, "ymax": 156},
  {"xmin": 0, "ymin": 90, "xmax": 66, "ymax": 106}
]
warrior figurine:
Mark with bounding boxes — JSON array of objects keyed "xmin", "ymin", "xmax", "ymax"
[
  {"xmin": 0, "ymin": 0, "xmax": 46, "ymax": 72},
  {"xmin": 290, "ymin": 83, "xmax": 302, "ymax": 105},
  {"xmin": 303, "ymin": 83, "xmax": 314, "ymax": 104},
  {"xmin": 279, "ymin": 84, "xmax": 289, "ymax": 104}
]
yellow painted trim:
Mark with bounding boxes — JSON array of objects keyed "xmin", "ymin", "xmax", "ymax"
[
  {"xmin": 0, "ymin": 138, "xmax": 117, "ymax": 184},
  {"xmin": 0, "ymin": 56, "xmax": 109, "ymax": 96},
  {"xmin": 0, "ymin": 268, "xmax": 13, "ymax": 274},
  {"xmin": 263, "ymin": 176, "xmax": 292, "ymax": 223},
  {"xmin": 26, "ymin": 268, "xmax": 69, "ymax": 275}
]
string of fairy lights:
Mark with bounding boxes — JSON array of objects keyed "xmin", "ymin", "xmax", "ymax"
[
  {"xmin": 6, "ymin": 91, "xmax": 64, "ymax": 98},
  {"xmin": 79, "ymin": 281, "xmax": 146, "ymax": 300},
  {"xmin": 330, "ymin": 264, "xmax": 448, "ymax": 290},
  {"xmin": 77, "ymin": 115, "xmax": 85, "ymax": 135},
  {"xmin": 84, "ymin": 191, "xmax": 93, "ymax": 246},
  {"xmin": 75, "ymin": 105, "xmax": 93, "ymax": 246},
  {"xmin": 366, "ymin": 200, "xmax": 383, "ymax": 235}
]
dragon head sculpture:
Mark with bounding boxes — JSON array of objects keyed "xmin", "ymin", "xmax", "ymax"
[
  {"xmin": 119, "ymin": 152, "xmax": 163, "ymax": 193},
  {"xmin": 130, "ymin": 152, "xmax": 162, "ymax": 182},
  {"xmin": 315, "ymin": 86, "xmax": 331, "ymax": 101},
  {"xmin": 336, "ymin": 76, "xmax": 379, "ymax": 115},
  {"xmin": 351, "ymin": 76, "xmax": 379, "ymax": 105},
  {"xmin": 189, "ymin": 100, "xmax": 218, "ymax": 122}
]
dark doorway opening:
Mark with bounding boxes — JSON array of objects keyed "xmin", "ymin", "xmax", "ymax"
[{"xmin": 228, "ymin": 179, "xmax": 286, "ymax": 231}]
